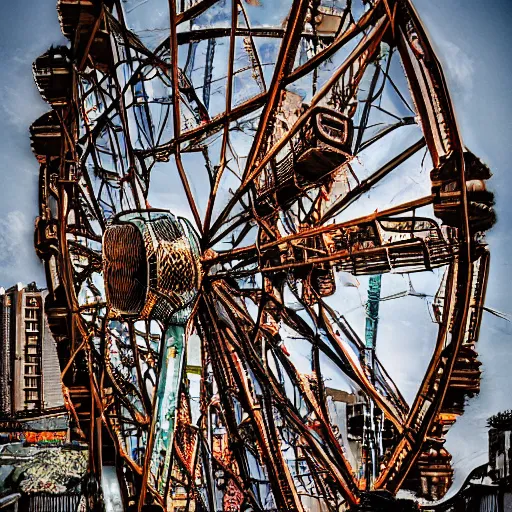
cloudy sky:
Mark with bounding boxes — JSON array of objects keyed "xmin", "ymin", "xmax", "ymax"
[{"xmin": 0, "ymin": 0, "xmax": 511, "ymax": 501}]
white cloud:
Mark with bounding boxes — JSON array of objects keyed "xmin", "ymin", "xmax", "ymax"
[
  {"xmin": 432, "ymin": 36, "xmax": 475, "ymax": 104},
  {"xmin": 0, "ymin": 48, "xmax": 49, "ymax": 133},
  {"xmin": 0, "ymin": 210, "xmax": 43, "ymax": 285}
]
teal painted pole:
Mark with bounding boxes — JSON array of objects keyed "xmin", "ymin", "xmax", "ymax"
[
  {"xmin": 365, "ymin": 274, "xmax": 382, "ymax": 352},
  {"xmin": 148, "ymin": 323, "xmax": 186, "ymax": 496},
  {"xmin": 363, "ymin": 274, "xmax": 382, "ymax": 489}
]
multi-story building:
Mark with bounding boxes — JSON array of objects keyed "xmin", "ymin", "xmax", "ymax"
[
  {"xmin": 488, "ymin": 412, "xmax": 512, "ymax": 489},
  {"xmin": 424, "ymin": 412, "xmax": 512, "ymax": 512},
  {"xmin": 0, "ymin": 282, "xmax": 63, "ymax": 417}
]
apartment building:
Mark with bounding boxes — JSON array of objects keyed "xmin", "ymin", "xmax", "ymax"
[{"xmin": 0, "ymin": 283, "xmax": 63, "ymax": 417}]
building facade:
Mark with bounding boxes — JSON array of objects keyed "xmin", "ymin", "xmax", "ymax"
[
  {"xmin": 0, "ymin": 283, "xmax": 63, "ymax": 417},
  {"xmin": 424, "ymin": 412, "xmax": 512, "ymax": 512}
]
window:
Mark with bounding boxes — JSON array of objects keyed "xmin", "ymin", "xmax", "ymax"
[
  {"xmin": 25, "ymin": 355, "xmax": 40, "ymax": 366},
  {"xmin": 25, "ymin": 365, "xmax": 38, "ymax": 375},
  {"xmin": 25, "ymin": 320, "xmax": 39, "ymax": 332},
  {"xmin": 26, "ymin": 335, "xmax": 39, "ymax": 346},
  {"xmin": 25, "ymin": 309, "xmax": 38, "ymax": 320},
  {"xmin": 26, "ymin": 297, "xmax": 40, "ymax": 307},
  {"xmin": 25, "ymin": 390, "xmax": 39, "ymax": 402},
  {"xmin": 25, "ymin": 377, "xmax": 39, "ymax": 389},
  {"xmin": 26, "ymin": 346, "xmax": 39, "ymax": 356}
]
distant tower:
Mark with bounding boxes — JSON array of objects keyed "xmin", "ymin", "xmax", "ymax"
[
  {"xmin": 0, "ymin": 287, "xmax": 13, "ymax": 416},
  {"xmin": 0, "ymin": 283, "xmax": 63, "ymax": 417}
]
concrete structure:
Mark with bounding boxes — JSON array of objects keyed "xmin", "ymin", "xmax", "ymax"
[
  {"xmin": 424, "ymin": 413, "xmax": 512, "ymax": 511},
  {"xmin": 0, "ymin": 283, "xmax": 63, "ymax": 417}
]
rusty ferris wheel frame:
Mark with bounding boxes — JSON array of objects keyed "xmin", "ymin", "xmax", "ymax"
[{"xmin": 30, "ymin": 0, "xmax": 494, "ymax": 510}]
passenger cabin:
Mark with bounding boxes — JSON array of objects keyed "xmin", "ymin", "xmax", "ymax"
[
  {"xmin": 449, "ymin": 346, "xmax": 482, "ymax": 393},
  {"xmin": 45, "ymin": 300, "xmax": 71, "ymax": 341},
  {"xmin": 33, "ymin": 47, "xmax": 72, "ymax": 106},
  {"xmin": 311, "ymin": 266, "xmax": 336, "ymax": 297},
  {"xmin": 439, "ymin": 251, "xmax": 488, "ymax": 421},
  {"xmin": 57, "ymin": 0, "xmax": 98, "ymax": 39},
  {"xmin": 314, "ymin": 7, "xmax": 343, "ymax": 36},
  {"xmin": 255, "ymin": 104, "xmax": 354, "ymax": 216},
  {"xmin": 405, "ymin": 444, "xmax": 453, "ymax": 501},
  {"xmin": 34, "ymin": 217, "xmax": 59, "ymax": 261},
  {"xmin": 30, "ymin": 111, "xmax": 62, "ymax": 159},
  {"xmin": 261, "ymin": 216, "xmax": 458, "ymax": 302},
  {"xmin": 57, "ymin": 0, "xmax": 114, "ymax": 72},
  {"xmin": 329, "ymin": 217, "xmax": 457, "ymax": 275},
  {"xmin": 440, "ymin": 348, "xmax": 482, "ymax": 419},
  {"xmin": 294, "ymin": 230, "xmax": 337, "ymax": 300},
  {"xmin": 431, "ymin": 150, "xmax": 495, "ymax": 233}
]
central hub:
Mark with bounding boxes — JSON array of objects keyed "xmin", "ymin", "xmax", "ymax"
[{"xmin": 103, "ymin": 210, "xmax": 201, "ymax": 324}]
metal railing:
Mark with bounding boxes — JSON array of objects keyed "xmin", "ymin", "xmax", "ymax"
[{"xmin": 17, "ymin": 492, "xmax": 81, "ymax": 512}]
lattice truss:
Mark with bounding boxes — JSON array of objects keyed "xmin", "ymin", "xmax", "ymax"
[{"xmin": 30, "ymin": 0, "xmax": 494, "ymax": 510}]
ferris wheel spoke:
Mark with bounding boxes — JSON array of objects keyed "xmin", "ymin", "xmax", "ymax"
[
  {"xmin": 269, "ymin": 281, "xmax": 407, "ymax": 431},
  {"xmin": 318, "ymin": 301, "xmax": 408, "ymax": 419},
  {"xmin": 209, "ymin": 284, "xmax": 361, "ymax": 505},
  {"xmin": 394, "ymin": 8, "xmax": 456, "ymax": 166},
  {"xmin": 176, "ymin": 0, "xmax": 223, "ymax": 25},
  {"xmin": 209, "ymin": 15, "xmax": 390, "ymax": 240},
  {"xmin": 322, "ymin": 137, "xmax": 426, "ymax": 223},
  {"xmin": 240, "ymin": 0, "xmax": 310, "ymax": 182},
  {"xmin": 167, "ymin": 1, "xmax": 204, "ymax": 234},
  {"xmin": 285, "ymin": 1, "xmax": 384, "ymax": 86},
  {"xmin": 199, "ymin": 294, "xmax": 292, "ymax": 510},
  {"xmin": 202, "ymin": 0, "xmax": 239, "ymax": 237},
  {"xmin": 278, "ymin": 284, "xmax": 409, "ymax": 442}
]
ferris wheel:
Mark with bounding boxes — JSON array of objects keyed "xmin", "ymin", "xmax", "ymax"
[{"xmin": 30, "ymin": 0, "xmax": 493, "ymax": 510}]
